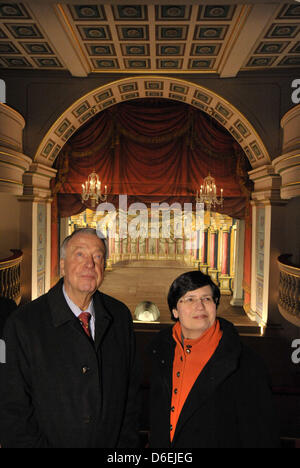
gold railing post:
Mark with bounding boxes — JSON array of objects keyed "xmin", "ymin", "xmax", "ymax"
[
  {"xmin": 277, "ymin": 254, "xmax": 300, "ymax": 327},
  {"xmin": 0, "ymin": 250, "xmax": 23, "ymax": 305}
]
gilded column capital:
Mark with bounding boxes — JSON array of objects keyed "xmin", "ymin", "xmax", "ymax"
[
  {"xmin": 248, "ymin": 164, "xmax": 283, "ymax": 203},
  {"xmin": 22, "ymin": 162, "xmax": 57, "ymax": 198}
]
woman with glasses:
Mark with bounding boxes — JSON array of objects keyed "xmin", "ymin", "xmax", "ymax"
[{"xmin": 148, "ymin": 270, "xmax": 280, "ymax": 448}]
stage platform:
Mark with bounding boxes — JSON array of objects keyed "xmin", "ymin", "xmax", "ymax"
[{"xmin": 101, "ymin": 260, "xmax": 261, "ymax": 336}]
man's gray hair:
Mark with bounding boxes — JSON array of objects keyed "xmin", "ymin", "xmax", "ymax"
[{"xmin": 60, "ymin": 228, "xmax": 108, "ymax": 265}]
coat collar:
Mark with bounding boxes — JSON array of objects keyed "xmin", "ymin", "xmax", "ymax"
[
  {"xmin": 173, "ymin": 318, "xmax": 242, "ymax": 443},
  {"xmin": 47, "ymin": 278, "xmax": 113, "ymax": 349},
  {"xmin": 151, "ymin": 318, "xmax": 243, "ymax": 445},
  {"xmin": 47, "ymin": 278, "xmax": 75, "ymax": 327}
]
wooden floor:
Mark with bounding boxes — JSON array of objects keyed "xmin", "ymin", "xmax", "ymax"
[{"xmin": 101, "ymin": 260, "xmax": 260, "ymax": 334}]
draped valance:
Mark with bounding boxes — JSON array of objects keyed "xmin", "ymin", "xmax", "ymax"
[{"xmin": 52, "ymin": 99, "xmax": 252, "ymax": 220}]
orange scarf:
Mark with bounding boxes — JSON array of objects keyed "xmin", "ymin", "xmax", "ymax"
[{"xmin": 170, "ymin": 319, "xmax": 222, "ymax": 441}]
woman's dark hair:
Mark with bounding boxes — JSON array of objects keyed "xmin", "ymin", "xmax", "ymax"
[{"xmin": 167, "ymin": 270, "xmax": 220, "ymax": 320}]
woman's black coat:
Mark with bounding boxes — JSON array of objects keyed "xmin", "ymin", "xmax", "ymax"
[{"xmin": 149, "ymin": 318, "xmax": 280, "ymax": 448}]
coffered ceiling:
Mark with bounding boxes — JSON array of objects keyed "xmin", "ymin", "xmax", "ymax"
[{"xmin": 0, "ymin": 1, "xmax": 299, "ymax": 77}]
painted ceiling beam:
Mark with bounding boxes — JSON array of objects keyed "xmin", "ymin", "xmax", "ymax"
[
  {"xmin": 28, "ymin": 2, "xmax": 90, "ymax": 77},
  {"xmin": 219, "ymin": 3, "xmax": 279, "ymax": 78}
]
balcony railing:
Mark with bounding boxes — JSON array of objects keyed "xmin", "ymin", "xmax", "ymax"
[
  {"xmin": 277, "ymin": 254, "xmax": 300, "ymax": 327},
  {"xmin": 0, "ymin": 249, "xmax": 23, "ymax": 305}
]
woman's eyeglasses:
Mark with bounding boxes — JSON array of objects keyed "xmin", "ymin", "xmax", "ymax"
[{"xmin": 178, "ymin": 295, "xmax": 215, "ymax": 306}]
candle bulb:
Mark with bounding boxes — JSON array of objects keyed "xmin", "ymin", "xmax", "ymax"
[{"xmin": 105, "ymin": 185, "xmax": 107, "ymax": 194}]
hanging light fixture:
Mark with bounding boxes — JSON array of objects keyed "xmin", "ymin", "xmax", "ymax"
[
  {"xmin": 196, "ymin": 111, "xmax": 223, "ymax": 212},
  {"xmin": 81, "ymin": 170, "xmax": 107, "ymax": 208},
  {"xmin": 196, "ymin": 172, "xmax": 223, "ymax": 211}
]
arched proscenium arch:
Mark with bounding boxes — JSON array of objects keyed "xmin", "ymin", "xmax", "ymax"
[{"xmin": 34, "ymin": 76, "xmax": 271, "ymax": 168}]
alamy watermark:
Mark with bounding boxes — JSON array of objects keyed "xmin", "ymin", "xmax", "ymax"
[
  {"xmin": 0, "ymin": 338, "xmax": 5, "ymax": 363},
  {"xmin": 291, "ymin": 79, "xmax": 300, "ymax": 104},
  {"xmin": 95, "ymin": 195, "xmax": 204, "ymax": 251},
  {"xmin": 291, "ymin": 339, "xmax": 300, "ymax": 364},
  {"xmin": 0, "ymin": 78, "xmax": 5, "ymax": 103}
]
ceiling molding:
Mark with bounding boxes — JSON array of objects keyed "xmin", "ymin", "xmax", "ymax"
[{"xmin": 0, "ymin": 2, "xmax": 299, "ymax": 76}]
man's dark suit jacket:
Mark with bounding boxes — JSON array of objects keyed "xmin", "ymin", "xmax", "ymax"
[
  {"xmin": 0, "ymin": 297, "xmax": 16, "ymax": 337},
  {"xmin": 0, "ymin": 279, "xmax": 140, "ymax": 448}
]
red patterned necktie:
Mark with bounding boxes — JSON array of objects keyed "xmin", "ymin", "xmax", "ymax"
[{"xmin": 78, "ymin": 311, "xmax": 91, "ymax": 338}]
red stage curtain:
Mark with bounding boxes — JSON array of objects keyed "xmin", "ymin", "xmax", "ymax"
[
  {"xmin": 54, "ymin": 100, "xmax": 252, "ymax": 216},
  {"xmin": 51, "ymin": 99, "xmax": 253, "ymax": 284}
]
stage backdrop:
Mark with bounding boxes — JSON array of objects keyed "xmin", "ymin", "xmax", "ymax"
[{"xmin": 51, "ymin": 99, "xmax": 252, "ymax": 307}]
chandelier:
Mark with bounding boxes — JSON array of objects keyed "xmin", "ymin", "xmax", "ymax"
[
  {"xmin": 81, "ymin": 170, "xmax": 108, "ymax": 208},
  {"xmin": 196, "ymin": 172, "xmax": 223, "ymax": 211}
]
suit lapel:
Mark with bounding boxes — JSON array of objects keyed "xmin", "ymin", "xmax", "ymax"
[
  {"xmin": 47, "ymin": 279, "xmax": 76, "ymax": 328},
  {"xmin": 93, "ymin": 291, "xmax": 112, "ymax": 351},
  {"xmin": 47, "ymin": 280, "xmax": 112, "ymax": 347}
]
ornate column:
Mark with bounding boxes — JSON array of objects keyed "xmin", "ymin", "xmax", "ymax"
[
  {"xmin": 18, "ymin": 163, "xmax": 57, "ymax": 302},
  {"xmin": 105, "ymin": 232, "xmax": 113, "ymax": 271},
  {"xmin": 218, "ymin": 227, "xmax": 232, "ymax": 295},
  {"xmin": 248, "ymin": 165, "xmax": 287, "ymax": 327},
  {"xmin": 199, "ymin": 228, "xmax": 209, "ymax": 274},
  {"xmin": 230, "ymin": 220, "xmax": 245, "ymax": 306},
  {"xmin": 208, "ymin": 227, "xmax": 218, "ymax": 284},
  {"xmin": 221, "ymin": 228, "xmax": 229, "ymax": 274}
]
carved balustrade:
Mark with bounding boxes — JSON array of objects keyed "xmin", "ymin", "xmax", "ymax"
[
  {"xmin": 277, "ymin": 254, "xmax": 300, "ymax": 327},
  {"xmin": 0, "ymin": 249, "xmax": 23, "ymax": 305}
]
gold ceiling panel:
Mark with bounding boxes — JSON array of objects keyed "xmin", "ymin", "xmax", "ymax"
[{"xmin": 0, "ymin": 2, "xmax": 299, "ymax": 73}]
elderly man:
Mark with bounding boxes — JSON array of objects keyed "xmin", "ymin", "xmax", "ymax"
[{"xmin": 0, "ymin": 228, "xmax": 140, "ymax": 448}]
